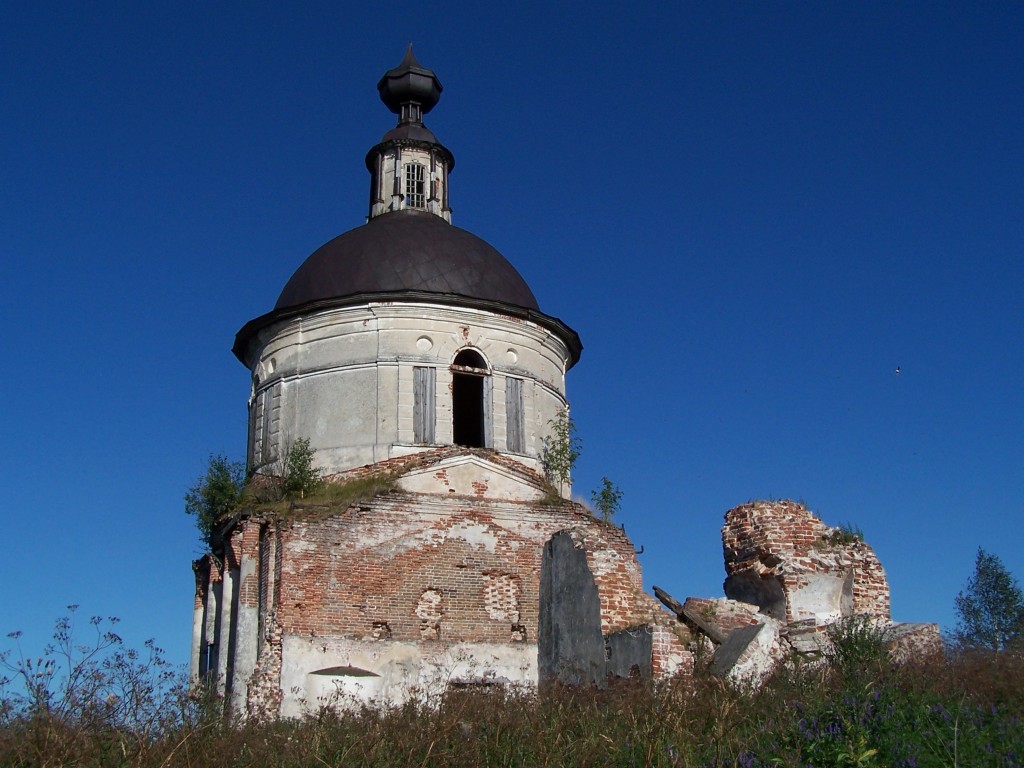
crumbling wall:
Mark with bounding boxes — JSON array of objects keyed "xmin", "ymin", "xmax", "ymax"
[
  {"xmin": 650, "ymin": 499, "xmax": 912, "ymax": 686},
  {"xmin": 215, "ymin": 473, "xmax": 653, "ymax": 714},
  {"xmin": 266, "ymin": 495, "xmax": 648, "ymax": 650},
  {"xmin": 538, "ymin": 530, "xmax": 656, "ymax": 686},
  {"xmin": 538, "ymin": 531, "xmax": 607, "ymax": 685},
  {"xmin": 650, "ymin": 622, "xmax": 693, "ymax": 679},
  {"xmin": 722, "ymin": 500, "xmax": 890, "ymax": 623},
  {"xmin": 246, "ymin": 521, "xmax": 284, "ymax": 718}
]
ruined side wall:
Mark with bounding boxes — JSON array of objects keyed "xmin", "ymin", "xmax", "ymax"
[
  {"xmin": 538, "ymin": 531, "xmax": 608, "ymax": 686},
  {"xmin": 722, "ymin": 500, "xmax": 890, "ymax": 623},
  {"xmin": 247, "ymin": 522, "xmax": 284, "ymax": 718},
  {"xmin": 651, "ymin": 623, "xmax": 693, "ymax": 679},
  {"xmin": 246, "ymin": 492, "xmax": 649, "ymax": 713},
  {"xmin": 270, "ymin": 495, "xmax": 643, "ymax": 645}
]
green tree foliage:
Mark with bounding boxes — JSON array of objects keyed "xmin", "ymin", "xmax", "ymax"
[
  {"xmin": 590, "ymin": 477, "xmax": 622, "ymax": 523},
  {"xmin": 281, "ymin": 437, "xmax": 322, "ymax": 500},
  {"xmin": 540, "ymin": 408, "xmax": 580, "ymax": 490},
  {"xmin": 953, "ymin": 548, "xmax": 1024, "ymax": 651},
  {"xmin": 184, "ymin": 454, "xmax": 244, "ymax": 547}
]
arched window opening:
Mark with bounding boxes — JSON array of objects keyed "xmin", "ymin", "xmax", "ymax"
[
  {"xmin": 451, "ymin": 350, "xmax": 489, "ymax": 448},
  {"xmin": 453, "ymin": 349, "xmax": 486, "ymax": 370}
]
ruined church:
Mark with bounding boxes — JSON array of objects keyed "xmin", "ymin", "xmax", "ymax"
[
  {"xmin": 191, "ymin": 50, "xmax": 935, "ymax": 717},
  {"xmin": 190, "ymin": 49, "xmax": 685, "ymax": 717}
]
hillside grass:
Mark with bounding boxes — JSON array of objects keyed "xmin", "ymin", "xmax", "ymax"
[{"xmin": 2, "ymin": 642, "xmax": 1023, "ymax": 767}]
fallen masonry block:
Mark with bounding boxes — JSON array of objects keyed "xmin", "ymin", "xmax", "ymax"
[
  {"xmin": 654, "ymin": 588, "xmax": 762, "ymax": 645},
  {"xmin": 781, "ymin": 618, "xmax": 828, "ymax": 656},
  {"xmin": 649, "ymin": 500, "xmax": 937, "ymax": 687},
  {"xmin": 709, "ymin": 620, "xmax": 784, "ymax": 685},
  {"xmin": 683, "ymin": 597, "xmax": 762, "ymax": 643}
]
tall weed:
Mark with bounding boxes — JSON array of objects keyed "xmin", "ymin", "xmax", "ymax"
[{"xmin": 3, "ymin": 614, "xmax": 1024, "ymax": 767}]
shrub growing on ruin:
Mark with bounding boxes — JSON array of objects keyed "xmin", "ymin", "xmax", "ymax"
[
  {"xmin": 823, "ymin": 521, "xmax": 864, "ymax": 547},
  {"xmin": 541, "ymin": 408, "xmax": 580, "ymax": 491},
  {"xmin": 281, "ymin": 437, "xmax": 323, "ymax": 500},
  {"xmin": 184, "ymin": 454, "xmax": 245, "ymax": 547},
  {"xmin": 590, "ymin": 477, "xmax": 622, "ymax": 523},
  {"xmin": 824, "ymin": 614, "xmax": 891, "ymax": 685}
]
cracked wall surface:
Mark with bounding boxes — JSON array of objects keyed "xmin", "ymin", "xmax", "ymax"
[
  {"xmin": 722, "ymin": 500, "xmax": 890, "ymax": 623},
  {"xmin": 191, "ymin": 452, "xmax": 658, "ymax": 715}
]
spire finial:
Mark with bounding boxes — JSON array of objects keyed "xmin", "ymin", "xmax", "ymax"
[
  {"xmin": 377, "ymin": 45, "xmax": 443, "ymax": 124},
  {"xmin": 401, "ymin": 43, "xmax": 418, "ymax": 68}
]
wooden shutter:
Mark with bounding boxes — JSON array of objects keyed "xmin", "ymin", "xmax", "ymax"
[
  {"xmin": 483, "ymin": 374, "xmax": 493, "ymax": 449},
  {"xmin": 414, "ymin": 367, "xmax": 436, "ymax": 444},
  {"xmin": 505, "ymin": 377, "xmax": 524, "ymax": 453}
]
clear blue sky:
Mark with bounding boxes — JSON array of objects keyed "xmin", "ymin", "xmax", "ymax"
[{"xmin": 2, "ymin": 2, "xmax": 1021, "ymax": 668}]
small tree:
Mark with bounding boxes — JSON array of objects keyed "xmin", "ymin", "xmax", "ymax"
[
  {"xmin": 281, "ymin": 436, "xmax": 322, "ymax": 500},
  {"xmin": 952, "ymin": 548, "xmax": 1024, "ymax": 651},
  {"xmin": 184, "ymin": 454, "xmax": 245, "ymax": 547},
  {"xmin": 591, "ymin": 477, "xmax": 622, "ymax": 523},
  {"xmin": 541, "ymin": 408, "xmax": 581, "ymax": 493}
]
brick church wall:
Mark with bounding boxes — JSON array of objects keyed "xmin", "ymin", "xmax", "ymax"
[
  {"xmin": 268, "ymin": 493, "xmax": 645, "ymax": 645},
  {"xmin": 721, "ymin": 500, "xmax": 890, "ymax": 622},
  {"xmin": 197, "ymin": 486, "xmax": 661, "ymax": 712}
]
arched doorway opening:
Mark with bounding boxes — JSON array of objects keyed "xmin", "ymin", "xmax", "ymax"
[{"xmin": 451, "ymin": 349, "xmax": 489, "ymax": 448}]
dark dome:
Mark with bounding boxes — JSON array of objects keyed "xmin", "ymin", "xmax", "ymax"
[{"xmin": 275, "ymin": 210, "xmax": 539, "ymax": 311}]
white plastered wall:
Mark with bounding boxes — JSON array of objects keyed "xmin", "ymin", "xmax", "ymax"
[
  {"xmin": 247, "ymin": 302, "xmax": 571, "ymax": 476},
  {"xmin": 279, "ymin": 635, "xmax": 536, "ymax": 715}
]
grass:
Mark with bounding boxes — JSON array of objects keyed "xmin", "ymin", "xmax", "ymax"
[
  {"xmin": 3, "ymin": 638, "xmax": 1024, "ymax": 766},
  {"xmin": 823, "ymin": 522, "xmax": 865, "ymax": 547},
  {"xmin": 244, "ymin": 472, "xmax": 399, "ymax": 520}
]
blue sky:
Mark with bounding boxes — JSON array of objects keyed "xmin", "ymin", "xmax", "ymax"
[{"xmin": 2, "ymin": 2, "xmax": 1021, "ymax": 668}]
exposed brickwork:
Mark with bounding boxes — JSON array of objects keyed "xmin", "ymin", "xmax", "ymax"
[
  {"xmin": 192, "ymin": 556, "xmax": 211, "ymax": 610},
  {"xmin": 887, "ymin": 623, "xmax": 944, "ymax": 664},
  {"xmin": 192, "ymin": 462, "xmax": 661, "ymax": 713},
  {"xmin": 238, "ymin": 522, "xmax": 261, "ymax": 609},
  {"xmin": 246, "ymin": 522, "xmax": 283, "ymax": 717},
  {"xmin": 224, "ymin": 529, "xmax": 242, "ymax": 572},
  {"xmin": 722, "ymin": 500, "xmax": 890, "ymax": 622},
  {"xmin": 650, "ymin": 622, "xmax": 694, "ymax": 679},
  {"xmin": 266, "ymin": 494, "xmax": 641, "ymax": 646},
  {"xmin": 482, "ymin": 572, "xmax": 521, "ymax": 623},
  {"xmin": 573, "ymin": 527, "xmax": 648, "ymax": 634},
  {"xmin": 415, "ymin": 588, "xmax": 443, "ymax": 639}
]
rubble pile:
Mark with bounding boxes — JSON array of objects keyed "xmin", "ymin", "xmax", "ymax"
[{"xmin": 655, "ymin": 500, "xmax": 942, "ymax": 684}]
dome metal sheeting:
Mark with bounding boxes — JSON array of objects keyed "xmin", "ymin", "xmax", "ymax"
[
  {"xmin": 275, "ymin": 210, "xmax": 539, "ymax": 312},
  {"xmin": 233, "ymin": 210, "xmax": 581, "ymax": 367}
]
